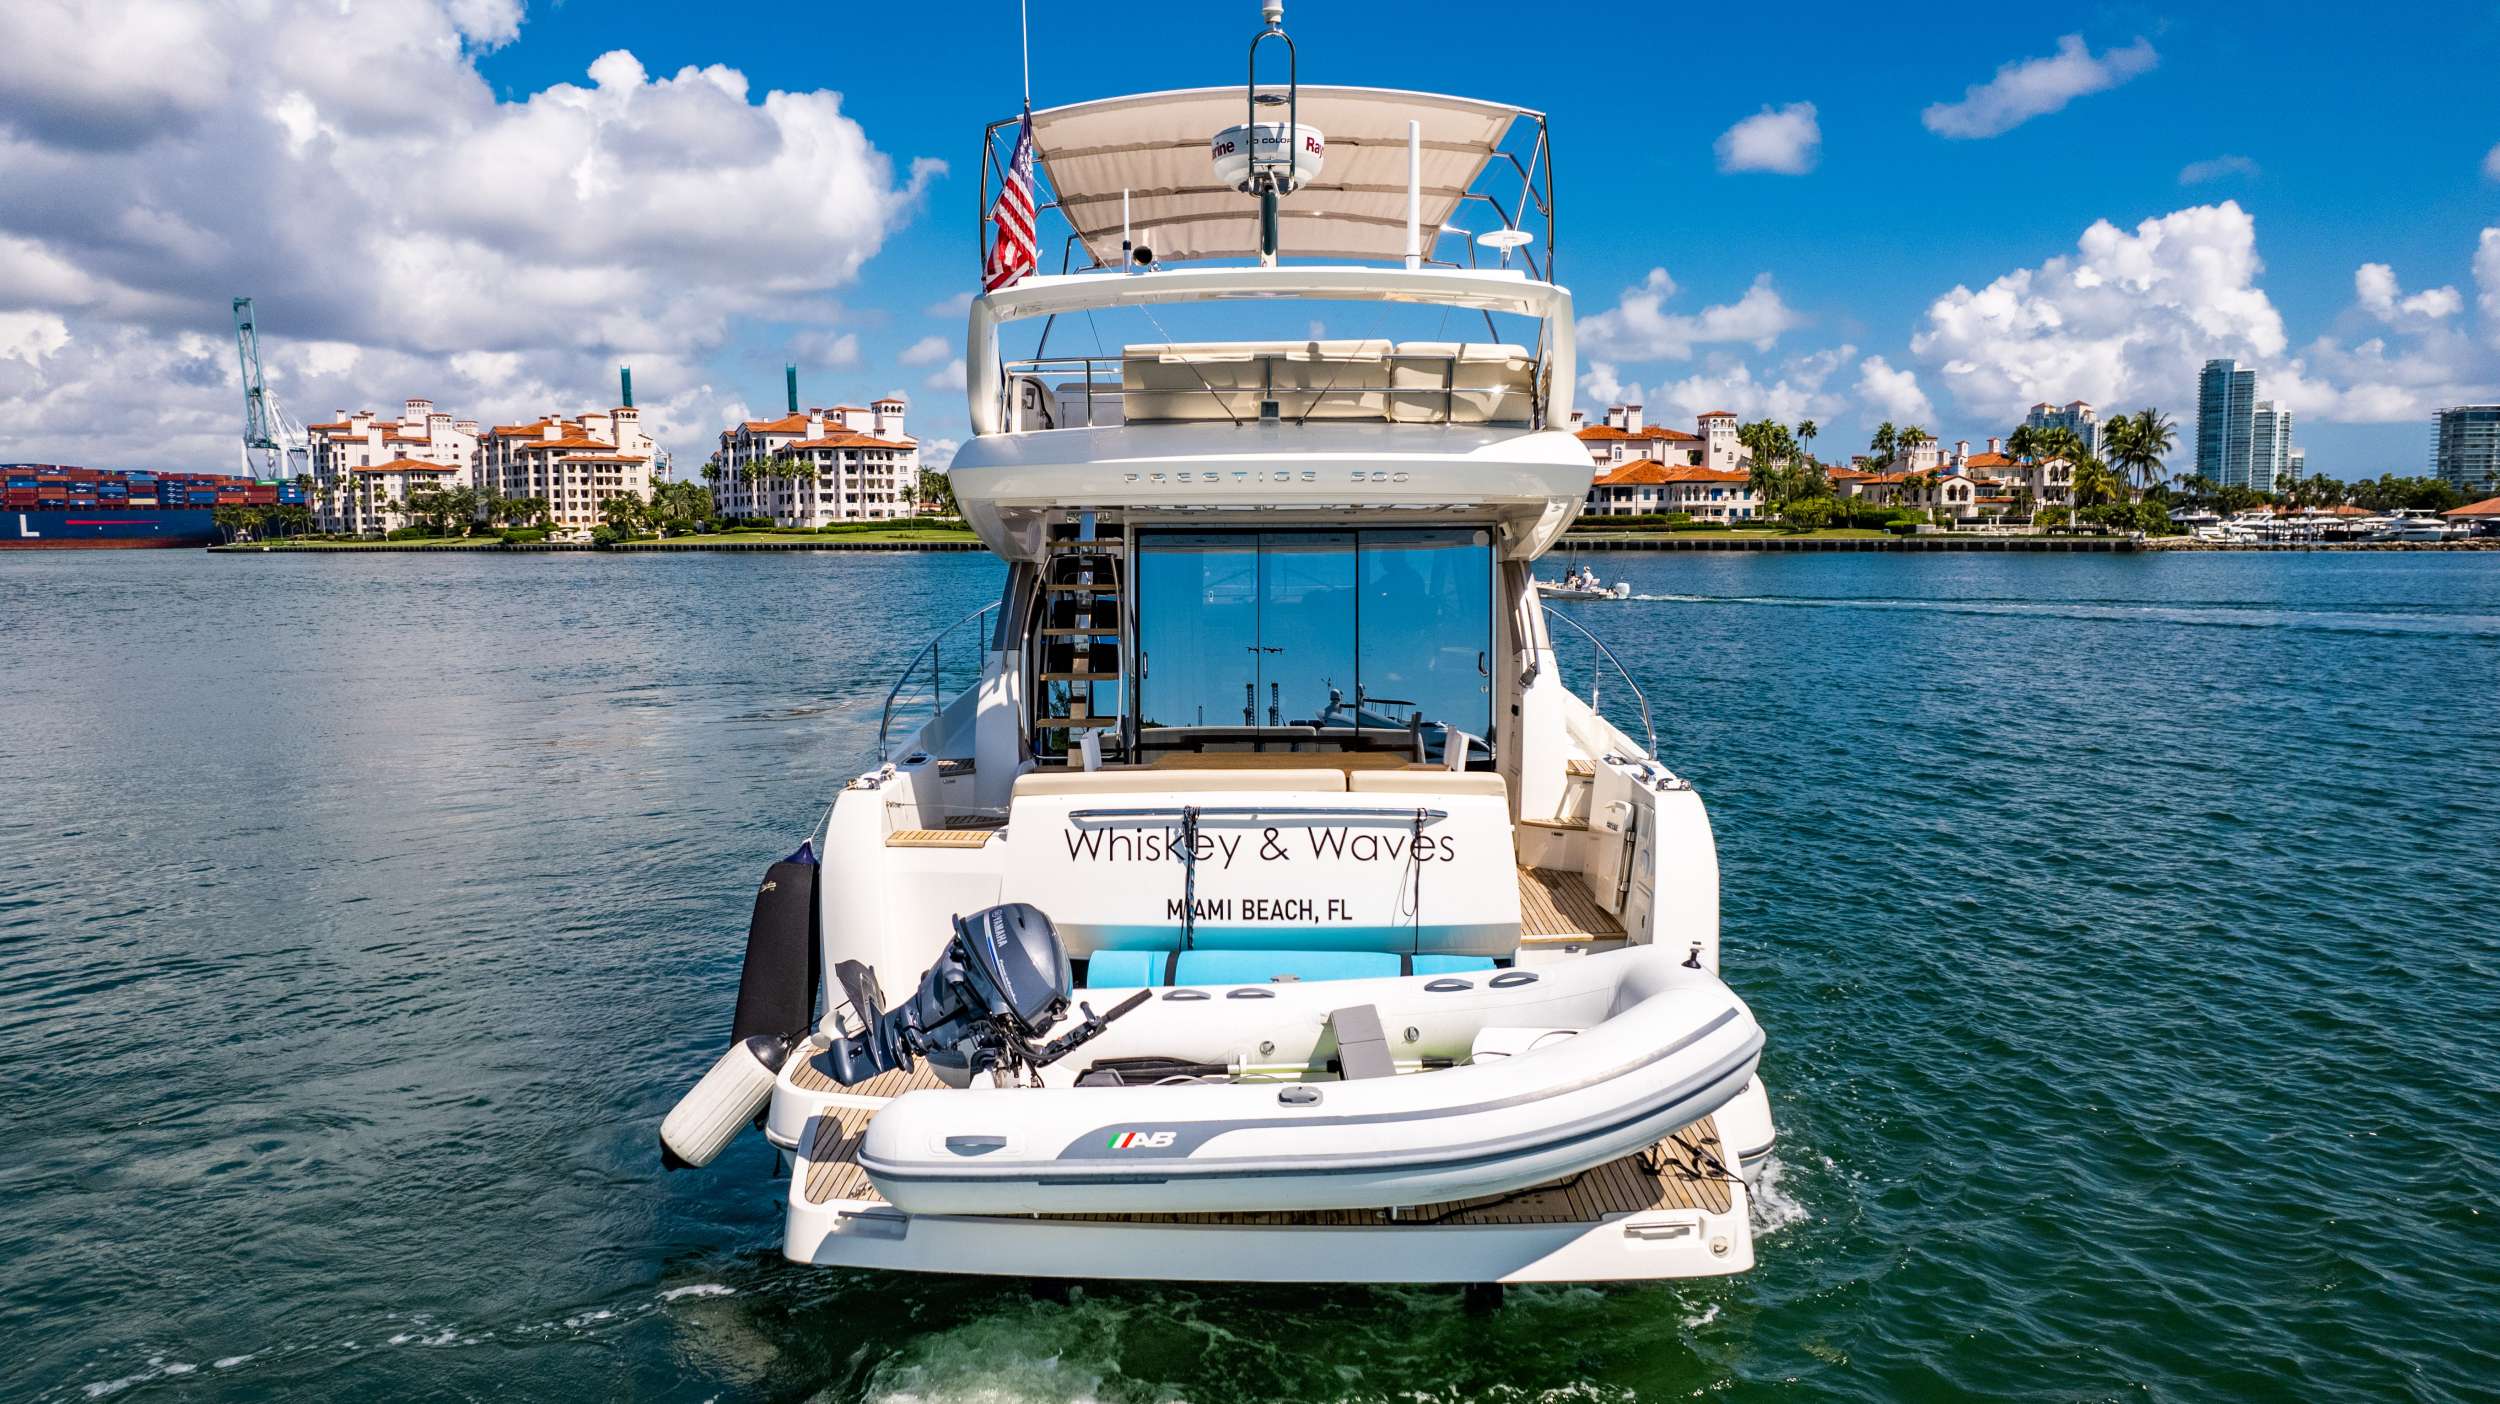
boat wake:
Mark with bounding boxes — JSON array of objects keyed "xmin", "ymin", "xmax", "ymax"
[
  {"xmin": 1746, "ymin": 1152, "xmax": 1813, "ymax": 1238},
  {"xmin": 1623, "ymin": 592, "xmax": 2500, "ymax": 638}
]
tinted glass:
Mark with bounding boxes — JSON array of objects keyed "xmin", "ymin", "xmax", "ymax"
[
  {"xmin": 1137, "ymin": 533, "xmax": 1258, "ymax": 728},
  {"xmin": 1134, "ymin": 529, "xmax": 1491, "ymax": 750},
  {"xmin": 1358, "ymin": 529, "xmax": 1492, "ymax": 743}
]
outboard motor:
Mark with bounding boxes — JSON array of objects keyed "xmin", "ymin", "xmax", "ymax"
[{"xmin": 825, "ymin": 903, "xmax": 1149, "ymax": 1088}]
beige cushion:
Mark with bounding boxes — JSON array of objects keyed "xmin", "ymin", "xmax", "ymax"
[
  {"xmin": 1121, "ymin": 340, "xmax": 1398, "ymax": 422},
  {"xmin": 1388, "ymin": 342, "xmax": 1536, "ymax": 424},
  {"xmin": 1345, "ymin": 770, "xmax": 1511, "ymax": 798},
  {"xmin": 1014, "ymin": 767, "xmax": 1350, "ymax": 798}
]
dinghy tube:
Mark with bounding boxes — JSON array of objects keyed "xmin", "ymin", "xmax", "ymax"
[
  {"xmin": 660, "ymin": 843, "xmax": 821, "ymax": 1170},
  {"xmin": 854, "ymin": 945, "xmax": 1764, "ymax": 1215}
]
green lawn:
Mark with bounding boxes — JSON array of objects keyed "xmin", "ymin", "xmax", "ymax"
[
  {"xmin": 615, "ymin": 528, "xmax": 978, "ymax": 545},
  {"xmin": 210, "ymin": 536, "xmax": 501, "ymax": 549},
  {"xmin": 1564, "ymin": 527, "xmax": 1901, "ymax": 540}
]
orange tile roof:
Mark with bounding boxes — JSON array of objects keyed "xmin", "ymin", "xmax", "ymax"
[
  {"xmin": 518, "ymin": 436, "xmax": 612, "ymax": 452},
  {"xmin": 1962, "ymin": 451, "xmax": 2017, "ymax": 470},
  {"xmin": 2445, "ymin": 496, "xmax": 2500, "ymax": 517},
  {"xmin": 738, "ymin": 413, "xmax": 811, "ymax": 434},
  {"xmin": 1576, "ymin": 424, "xmax": 1701, "ymax": 443},
  {"xmin": 1593, "ymin": 459, "xmax": 1751, "ymax": 487},
  {"xmin": 350, "ymin": 458, "xmax": 459, "ymax": 475},
  {"xmin": 788, "ymin": 433, "xmax": 915, "ymax": 451}
]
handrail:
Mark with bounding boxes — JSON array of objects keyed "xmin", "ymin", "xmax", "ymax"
[
  {"xmin": 878, "ymin": 601, "xmax": 999, "ymax": 760},
  {"xmin": 1540, "ymin": 604, "xmax": 1656, "ymax": 759}
]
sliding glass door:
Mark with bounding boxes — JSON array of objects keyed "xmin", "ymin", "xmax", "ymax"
[{"xmin": 1136, "ymin": 529, "xmax": 1490, "ymax": 749}]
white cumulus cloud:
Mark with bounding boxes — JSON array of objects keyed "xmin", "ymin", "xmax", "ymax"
[
  {"xmin": 1908, "ymin": 202, "xmax": 2500, "ymax": 429},
  {"xmin": 925, "ymin": 357, "xmax": 967, "ymax": 391},
  {"xmin": 899, "ymin": 334, "xmax": 951, "ymax": 366},
  {"xmin": 1580, "ymin": 269, "xmax": 1806, "ymax": 362},
  {"xmin": 1715, "ymin": 103, "xmax": 1819, "ymax": 175},
  {"xmin": 1856, "ymin": 356, "xmax": 1935, "ymax": 425},
  {"xmin": 1923, "ymin": 36, "xmax": 2158, "ymax": 140},
  {"xmin": 2354, "ymin": 263, "xmax": 2461, "ymax": 324},
  {"xmin": 0, "ymin": 0, "xmax": 941, "ymax": 470}
]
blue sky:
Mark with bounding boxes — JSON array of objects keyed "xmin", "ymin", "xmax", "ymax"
[{"xmin": 4, "ymin": 0, "xmax": 2498, "ymax": 475}]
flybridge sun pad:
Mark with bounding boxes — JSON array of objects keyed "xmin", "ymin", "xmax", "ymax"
[{"xmin": 1119, "ymin": 341, "xmax": 1536, "ymax": 425}]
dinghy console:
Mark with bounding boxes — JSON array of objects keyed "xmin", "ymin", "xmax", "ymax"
[{"xmin": 823, "ymin": 902, "xmax": 1150, "ymax": 1088}]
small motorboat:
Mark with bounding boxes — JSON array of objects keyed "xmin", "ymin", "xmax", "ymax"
[
  {"xmin": 1536, "ymin": 573, "xmax": 1630, "ymax": 601},
  {"xmin": 804, "ymin": 909, "xmax": 1763, "ymax": 1216}
]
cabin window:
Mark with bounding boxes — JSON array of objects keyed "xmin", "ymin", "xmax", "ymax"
[{"xmin": 1135, "ymin": 529, "xmax": 1491, "ymax": 753}]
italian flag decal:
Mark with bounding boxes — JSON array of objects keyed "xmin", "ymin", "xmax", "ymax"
[{"xmin": 1108, "ymin": 1131, "xmax": 1143, "ymax": 1149}]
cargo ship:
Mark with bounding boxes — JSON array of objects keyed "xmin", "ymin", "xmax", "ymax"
[{"xmin": 2, "ymin": 465, "xmax": 305, "ymax": 548}]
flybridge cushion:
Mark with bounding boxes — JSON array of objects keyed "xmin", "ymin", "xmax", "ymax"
[
  {"xmin": 1082, "ymin": 950, "xmax": 1497, "ymax": 987},
  {"xmin": 1120, "ymin": 340, "xmax": 1529, "ymax": 423},
  {"xmin": 1388, "ymin": 343, "xmax": 1537, "ymax": 424}
]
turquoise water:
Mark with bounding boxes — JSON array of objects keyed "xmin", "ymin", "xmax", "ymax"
[{"xmin": 3, "ymin": 549, "xmax": 2497, "ymax": 1401}]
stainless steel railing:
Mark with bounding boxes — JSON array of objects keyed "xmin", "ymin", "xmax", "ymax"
[
  {"xmin": 1541, "ymin": 604, "xmax": 1657, "ymax": 759},
  {"xmin": 877, "ymin": 601, "xmax": 998, "ymax": 760}
]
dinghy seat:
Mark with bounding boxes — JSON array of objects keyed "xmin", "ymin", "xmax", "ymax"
[
  {"xmin": 1326, "ymin": 1004, "xmax": 1397, "ymax": 1080},
  {"xmin": 1083, "ymin": 950, "xmax": 1495, "ymax": 987}
]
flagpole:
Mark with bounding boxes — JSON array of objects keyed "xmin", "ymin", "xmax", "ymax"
[{"xmin": 1020, "ymin": 0, "xmax": 1031, "ymax": 111}]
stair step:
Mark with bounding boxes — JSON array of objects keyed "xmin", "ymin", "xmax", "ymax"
[
  {"xmin": 1518, "ymin": 817, "xmax": 1589, "ymax": 832},
  {"xmin": 1044, "ymin": 583, "xmax": 1119, "ymax": 594},
  {"xmin": 1565, "ymin": 758, "xmax": 1596, "ymax": 779},
  {"xmin": 1040, "ymin": 671, "xmax": 1123, "ymax": 681},
  {"xmin": 886, "ymin": 828, "xmax": 994, "ymax": 849},
  {"xmin": 1036, "ymin": 719, "xmax": 1122, "ymax": 730},
  {"xmin": 1038, "ymin": 626, "xmax": 1117, "ymax": 637}
]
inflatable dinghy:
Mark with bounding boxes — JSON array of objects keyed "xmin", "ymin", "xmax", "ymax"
[{"xmin": 848, "ymin": 940, "xmax": 1763, "ymax": 1216}]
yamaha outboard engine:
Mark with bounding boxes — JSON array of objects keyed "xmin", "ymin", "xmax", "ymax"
[{"xmin": 825, "ymin": 903, "xmax": 1147, "ymax": 1087}]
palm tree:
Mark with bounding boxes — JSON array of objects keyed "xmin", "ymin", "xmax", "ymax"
[
  {"xmin": 2104, "ymin": 408, "xmax": 2177, "ymax": 496},
  {"xmin": 1897, "ymin": 425, "xmax": 1933, "ymax": 459},
  {"xmin": 1796, "ymin": 420, "xmax": 1818, "ymax": 462},
  {"xmin": 1868, "ymin": 421, "xmax": 1899, "ymax": 466}
]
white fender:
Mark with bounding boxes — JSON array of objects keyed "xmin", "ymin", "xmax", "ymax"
[{"xmin": 662, "ymin": 1036, "xmax": 783, "ymax": 1169}]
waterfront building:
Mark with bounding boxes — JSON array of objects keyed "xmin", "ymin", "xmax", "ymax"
[
  {"xmin": 2022, "ymin": 401, "xmax": 2102, "ymax": 461},
  {"xmin": 2433, "ymin": 405, "xmax": 2500, "ymax": 497},
  {"xmin": 341, "ymin": 459, "xmax": 463, "ymax": 534},
  {"xmin": 708, "ymin": 396, "xmax": 919, "ymax": 525},
  {"xmin": 2197, "ymin": 359, "xmax": 2258, "ymax": 490},
  {"xmin": 1698, "ymin": 410, "xmax": 1748, "ymax": 473},
  {"xmin": 1572, "ymin": 405, "xmax": 1702, "ymax": 467},
  {"xmin": 1583, "ymin": 460, "xmax": 1756, "ymax": 520},
  {"xmin": 479, "ymin": 406, "xmax": 657, "ymax": 535},
  {"xmin": 306, "ymin": 398, "xmax": 480, "ymax": 533},
  {"xmin": 2252, "ymin": 401, "xmax": 2295, "ymax": 494}
]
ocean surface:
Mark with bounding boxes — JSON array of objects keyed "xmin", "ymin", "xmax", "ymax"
[{"xmin": 4, "ymin": 547, "xmax": 2497, "ymax": 1402}]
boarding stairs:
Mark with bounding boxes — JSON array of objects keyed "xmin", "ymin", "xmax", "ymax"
[{"xmin": 1033, "ymin": 518, "xmax": 1126, "ymax": 762}]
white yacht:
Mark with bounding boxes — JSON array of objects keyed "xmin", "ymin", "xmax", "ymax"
[{"xmin": 662, "ymin": 5, "xmax": 1775, "ymax": 1289}]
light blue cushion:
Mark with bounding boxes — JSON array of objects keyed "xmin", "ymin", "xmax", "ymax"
[
  {"xmin": 1080, "ymin": 949, "xmax": 1503, "ymax": 988},
  {"xmin": 1081, "ymin": 950, "xmax": 1163, "ymax": 987},
  {"xmin": 1174, "ymin": 950, "xmax": 1402, "ymax": 985}
]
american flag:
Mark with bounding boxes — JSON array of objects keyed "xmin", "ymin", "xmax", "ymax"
[{"xmin": 983, "ymin": 112, "xmax": 1038, "ymax": 292}]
